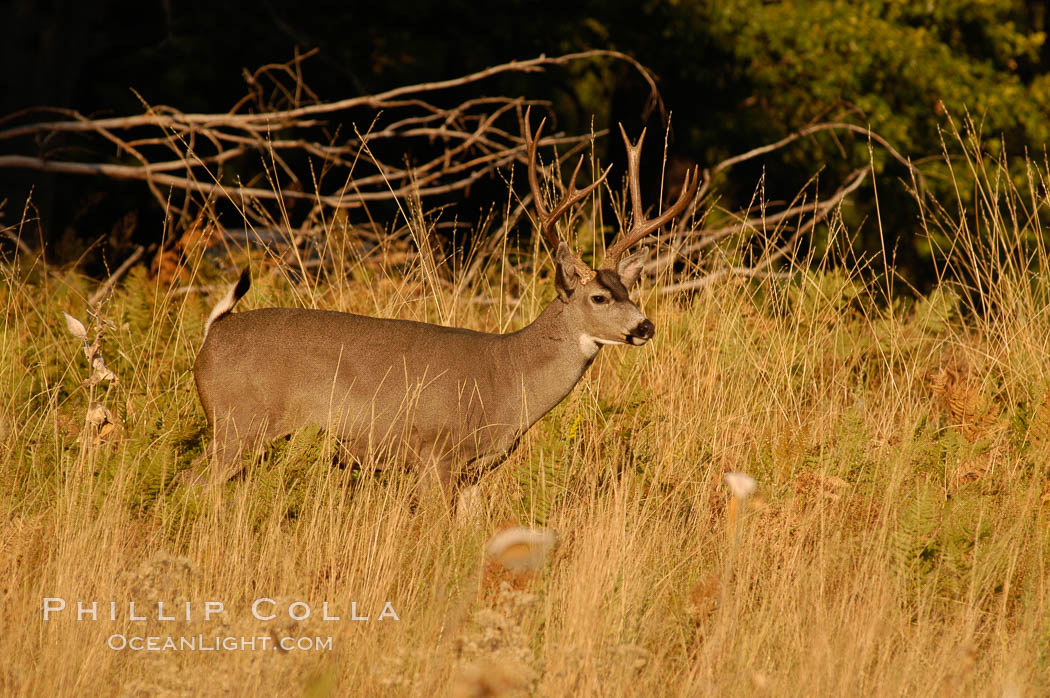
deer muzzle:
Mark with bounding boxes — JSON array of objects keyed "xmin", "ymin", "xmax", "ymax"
[{"xmin": 627, "ymin": 318, "xmax": 655, "ymax": 345}]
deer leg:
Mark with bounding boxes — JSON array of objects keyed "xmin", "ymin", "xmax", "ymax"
[
  {"xmin": 184, "ymin": 412, "xmax": 252, "ymax": 486},
  {"xmin": 420, "ymin": 456, "xmax": 452, "ymax": 493},
  {"xmin": 180, "ymin": 430, "xmax": 242, "ymax": 487},
  {"xmin": 414, "ymin": 450, "xmax": 456, "ymax": 513},
  {"xmin": 206, "ymin": 429, "xmax": 247, "ymax": 484},
  {"xmin": 454, "ymin": 485, "xmax": 484, "ymax": 525}
]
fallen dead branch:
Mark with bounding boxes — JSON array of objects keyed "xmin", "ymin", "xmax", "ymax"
[
  {"xmin": 1, "ymin": 49, "xmax": 913, "ymax": 293},
  {"xmin": 88, "ymin": 245, "xmax": 145, "ymax": 306},
  {"xmin": 635, "ymin": 122, "xmax": 918, "ymax": 293},
  {"xmin": 0, "ymin": 51, "xmax": 657, "ymax": 235}
]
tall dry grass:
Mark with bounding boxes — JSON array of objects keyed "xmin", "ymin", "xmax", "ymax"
[{"xmin": 2, "ymin": 129, "xmax": 1049, "ymax": 697}]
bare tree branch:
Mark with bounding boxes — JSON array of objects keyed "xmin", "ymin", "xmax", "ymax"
[
  {"xmin": 0, "ymin": 49, "xmax": 912, "ymax": 295},
  {"xmin": 0, "ymin": 51, "xmax": 656, "ymax": 238},
  {"xmin": 89, "ymin": 245, "xmax": 145, "ymax": 305},
  {"xmin": 0, "ymin": 50, "xmax": 659, "ymax": 140},
  {"xmin": 650, "ymin": 167, "xmax": 868, "ymax": 273},
  {"xmin": 657, "ymin": 168, "xmax": 869, "ymax": 293}
]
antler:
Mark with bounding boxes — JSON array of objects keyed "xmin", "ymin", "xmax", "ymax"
[
  {"xmin": 603, "ymin": 124, "xmax": 701, "ymax": 261},
  {"xmin": 523, "ymin": 107, "xmax": 611, "ymax": 253}
]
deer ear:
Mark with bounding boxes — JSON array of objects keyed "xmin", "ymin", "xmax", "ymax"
[
  {"xmin": 617, "ymin": 246, "xmax": 648, "ymax": 289},
  {"xmin": 554, "ymin": 242, "xmax": 580, "ymax": 301}
]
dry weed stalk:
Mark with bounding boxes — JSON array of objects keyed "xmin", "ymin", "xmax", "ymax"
[
  {"xmin": 444, "ymin": 525, "xmax": 558, "ymax": 698},
  {"xmin": 62, "ymin": 310, "xmax": 122, "ymax": 445},
  {"xmin": 62, "ymin": 312, "xmax": 117, "ymax": 387}
]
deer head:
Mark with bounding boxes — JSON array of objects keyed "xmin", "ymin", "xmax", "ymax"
[{"xmin": 523, "ymin": 107, "xmax": 699, "ymax": 352}]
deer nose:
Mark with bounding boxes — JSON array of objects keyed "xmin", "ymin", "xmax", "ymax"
[{"xmin": 634, "ymin": 319, "xmax": 655, "ymax": 339}]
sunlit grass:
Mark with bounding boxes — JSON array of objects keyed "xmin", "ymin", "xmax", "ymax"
[{"xmin": 2, "ymin": 136, "xmax": 1050, "ymax": 696}]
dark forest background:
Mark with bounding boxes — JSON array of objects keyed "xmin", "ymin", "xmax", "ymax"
[{"xmin": 5, "ymin": 0, "xmax": 1050, "ymax": 288}]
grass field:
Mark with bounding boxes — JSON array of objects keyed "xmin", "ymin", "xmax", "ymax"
[{"xmin": 3, "ymin": 139, "xmax": 1050, "ymax": 696}]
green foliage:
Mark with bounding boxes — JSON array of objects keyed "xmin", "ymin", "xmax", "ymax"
[
  {"xmin": 788, "ymin": 269, "xmax": 867, "ymax": 326},
  {"xmin": 893, "ymin": 478, "xmax": 943, "ymax": 588},
  {"xmin": 703, "ymin": 0, "xmax": 1047, "ymax": 149},
  {"xmin": 910, "ymin": 285, "xmax": 960, "ymax": 337},
  {"xmin": 893, "ymin": 476, "xmax": 1008, "ymax": 609},
  {"xmin": 517, "ymin": 403, "xmax": 582, "ymax": 525},
  {"xmin": 592, "ymin": 0, "xmax": 1050, "ymax": 284},
  {"xmin": 831, "ymin": 405, "xmax": 872, "ymax": 480}
]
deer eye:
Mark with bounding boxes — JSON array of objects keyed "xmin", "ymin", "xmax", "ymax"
[{"xmin": 591, "ymin": 294, "xmax": 608, "ymax": 304}]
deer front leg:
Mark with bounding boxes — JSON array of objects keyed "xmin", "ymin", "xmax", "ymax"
[
  {"xmin": 419, "ymin": 458, "xmax": 483, "ymax": 522},
  {"xmin": 454, "ymin": 485, "xmax": 485, "ymax": 525},
  {"xmin": 417, "ymin": 453, "xmax": 453, "ymax": 506}
]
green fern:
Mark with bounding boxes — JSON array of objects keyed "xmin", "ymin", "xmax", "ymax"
[
  {"xmin": 517, "ymin": 403, "xmax": 580, "ymax": 525},
  {"xmin": 911, "ymin": 285, "xmax": 959, "ymax": 337},
  {"xmin": 893, "ymin": 479, "xmax": 943, "ymax": 596}
]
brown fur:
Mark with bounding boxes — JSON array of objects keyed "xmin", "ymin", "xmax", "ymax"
[{"xmin": 193, "ymin": 245, "xmax": 654, "ymax": 495}]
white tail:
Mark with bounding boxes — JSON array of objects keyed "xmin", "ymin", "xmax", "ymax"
[{"xmin": 202, "ymin": 267, "xmax": 251, "ymax": 340}]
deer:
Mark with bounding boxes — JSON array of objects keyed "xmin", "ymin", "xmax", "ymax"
[{"xmin": 191, "ymin": 108, "xmax": 699, "ymax": 499}]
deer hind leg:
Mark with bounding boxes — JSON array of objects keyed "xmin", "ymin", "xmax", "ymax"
[
  {"xmin": 205, "ymin": 423, "xmax": 248, "ymax": 484},
  {"xmin": 179, "ymin": 422, "xmax": 242, "ymax": 488},
  {"xmin": 184, "ymin": 410, "xmax": 268, "ymax": 486}
]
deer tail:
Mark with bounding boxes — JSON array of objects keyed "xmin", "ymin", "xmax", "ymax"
[{"xmin": 203, "ymin": 267, "xmax": 251, "ymax": 340}]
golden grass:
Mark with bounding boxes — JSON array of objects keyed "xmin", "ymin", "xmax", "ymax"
[{"xmin": 3, "ymin": 137, "xmax": 1050, "ymax": 696}]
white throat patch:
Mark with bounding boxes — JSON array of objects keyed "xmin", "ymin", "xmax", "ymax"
[{"xmin": 578, "ymin": 334, "xmax": 624, "ymax": 357}]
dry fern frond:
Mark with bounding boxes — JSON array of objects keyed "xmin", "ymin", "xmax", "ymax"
[
  {"xmin": 152, "ymin": 210, "xmax": 221, "ymax": 284},
  {"xmin": 1027, "ymin": 388, "xmax": 1050, "ymax": 452},
  {"xmin": 929, "ymin": 359, "xmax": 1000, "ymax": 443}
]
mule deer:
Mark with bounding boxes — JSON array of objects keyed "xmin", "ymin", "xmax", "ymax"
[{"xmin": 192, "ymin": 110, "xmax": 698, "ymax": 495}]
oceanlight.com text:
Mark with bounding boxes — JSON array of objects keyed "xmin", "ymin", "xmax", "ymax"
[{"xmin": 106, "ymin": 634, "xmax": 333, "ymax": 652}]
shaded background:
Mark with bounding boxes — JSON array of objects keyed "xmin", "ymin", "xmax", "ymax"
[{"xmin": 4, "ymin": 0, "xmax": 1050, "ymax": 287}]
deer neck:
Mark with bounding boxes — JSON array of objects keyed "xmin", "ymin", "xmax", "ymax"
[{"xmin": 500, "ymin": 299, "xmax": 599, "ymax": 427}]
